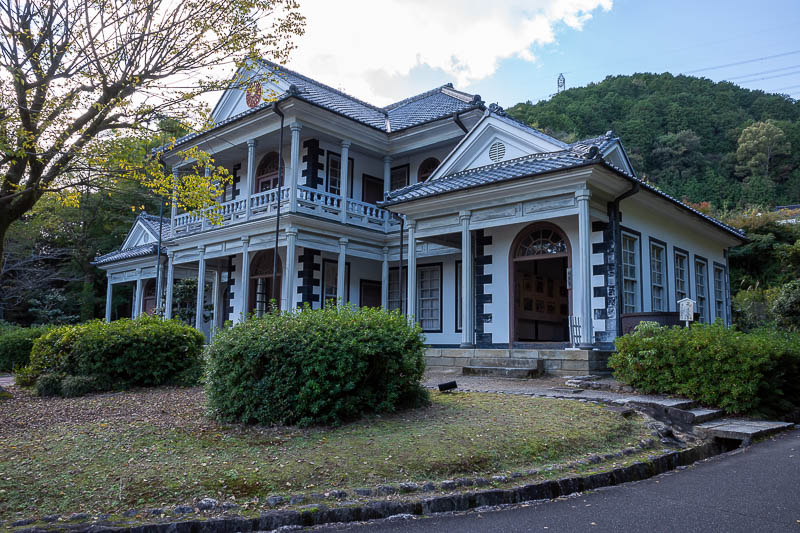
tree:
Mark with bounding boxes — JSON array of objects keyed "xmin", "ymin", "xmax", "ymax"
[
  {"xmin": 736, "ymin": 120, "xmax": 790, "ymax": 183},
  {"xmin": 0, "ymin": 0, "xmax": 305, "ymax": 262}
]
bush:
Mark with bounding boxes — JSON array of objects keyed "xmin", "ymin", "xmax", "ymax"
[
  {"xmin": 772, "ymin": 280, "xmax": 800, "ymax": 332},
  {"xmin": 206, "ymin": 305, "xmax": 428, "ymax": 427},
  {"xmin": 22, "ymin": 315, "xmax": 205, "ymax": 397},
  {"xmin": 0, "ymin": 325, "xmax": 52, "ymax": 372},
  {"xmin": 609, "ymin": 321, "xmax": 800, "ymax": 415},
  {"xmin": 61, "ymin": 375, "xmax": 100, "ymax": 398},
  {"xmin": 35, "ymin": 373, "xmax": 65, "ymax": 397}
]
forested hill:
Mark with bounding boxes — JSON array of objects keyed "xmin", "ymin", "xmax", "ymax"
[{"xmin": 506, "ymin": 73, "xmax": 800, "ymax": 208}]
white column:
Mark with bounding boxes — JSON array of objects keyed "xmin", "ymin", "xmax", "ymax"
[
  {"xmin": 289, "ymin": 124, "xmax": 302, "ymax": 212},
  {"xmin": 195, "ymin": 247, "xmax": 206, "ymax": 331},
  {"xmin": 283, "ymin": 228, "xmax": 297, "ymax": 310},
  {"xmin": 337, "ymin": 238, "xmax": 348, "ymax": 304},
  {"xmin": 170, "ymin": 168, "xmax": 178, "ymax": 232},
  {"xmin": 245, "ymin": 139, "xmax": 256, "ymax": 220},
  {"xmin": 133, "ymin": 269, "xmax": 143, "ymax": 318},
  {"xmin": 383, "ymin": 155, "xmax": 392, "ymax": 197},
  {"xmin": 407, "ymin": 220, "xmax": 417, "ymax": 322},
  {"xmin": 381, "ymin": 246, "xmax": 389, "ymax": 308},
  {"xmin": 164, "ymin": 252, "xmax": 175, "ymax": 319},
  {"xmin": 460, "ymin": 211, "xmax": 474, "ymax": 347},
  {"xmin": 340, "ymin": 140, "xmax": 351, "ymax": 223},
  {"xmin": 577, "ymin": 189, "xmax": 594, "ymax": 347},
  {"xmin": 105, "ymin": 277, "xmax": 113, "ymax": 322},
  {"xmin": 239, "ymin": 237, "xmax": 250, "ymax": 320},
  {"xmin": 212, "ymin": 269, "xmax": 221, "ymax": 331}
]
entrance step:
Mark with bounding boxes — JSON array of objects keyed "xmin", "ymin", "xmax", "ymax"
[
  {"xmin": 696, "ymin": 419, "xmax": 795, "ymax": 441},
  {"xmin": 462, "ymin": 365, "xmax": 542, "ymax": 378},
  {"xmin": 467, "ymin": 357, "xmax": 543, "ymax": 369},
  {"xmin": 686, "ymin": 408, "xmax": 726, "ymax": 424}
]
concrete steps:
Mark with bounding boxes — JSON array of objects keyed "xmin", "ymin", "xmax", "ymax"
[
  {"xmin": 696, "ymin": 419, "xmax": 795, "ymax": 441},
  {"xmin": 467, "ymin": 357, "xmax": 542, "ymax": 368},
  {"xmin": 686, "ymin": 408, "xmax": 726, "ymax": 424}
]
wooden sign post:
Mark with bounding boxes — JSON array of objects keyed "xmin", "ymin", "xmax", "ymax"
[{"xmin": 678, "ymin": 298, "xmax": 696, "ymax": 328}]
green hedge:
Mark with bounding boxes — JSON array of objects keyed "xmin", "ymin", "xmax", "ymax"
[
  {"xmin": 609, "ymin": 321, "xmax": 800, "ymax": 415},
  {"xmin": 206, "ymin": 305, "xmax": 428, "ymax": 427},
  {"xmin": 0, "ymin": 325, "xmax": 51, "ymax": 373},
  {"xmin": 18, "ymin": 316, "xmax": 205, "ymax": 396}
]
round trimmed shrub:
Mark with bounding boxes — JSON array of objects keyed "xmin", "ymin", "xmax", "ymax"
[
  {"xmin": 0, "ymin": 325, "xmax": 51, "ymax": 372},
  {"xmin": 205, "ymin": 305, "xmax": 428, "ymax": 426},
  {"xmin": 23, "ymin": 316, "xmax": 205, "ymax": 396}
]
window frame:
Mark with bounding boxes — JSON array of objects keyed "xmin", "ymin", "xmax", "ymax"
[
  {"xmin": 620, "ymin": 229, "xmax": 642, "ymax": 314},
  {"xmin": 388, "ymin": 266, "xmax": 407, "ymax": 314},
  {"xmin": 325, "ymin": 151, "xmax": 354, "ymax": 196},
  {"xmin": 649, "ymin": 238, "xmax": 668, "ymax": 312},
  {"xmin": 390, "ymin": 164, "xmax": 410, "ymax": 191},
  {"xmin": 713, "ymin": 262, "xmax": 728, "ymax": 324},
  {"xmin": 321, "ymin": 258, "xmax": 350, "ymax": 307},
  {"xmin": 673, "ymin": 247, "xmax": 690, "ymax": 305},
  {"xmin": 361, "ymin": 174, "xmax": 384, "ymax": 204},
  {"xmin": 455, "ymin": 260, "xmax": 462, "ymax": 333},
  {"xmin": 694, "ymin": 255, "xmax": 709, "ymax": 323},
  {"xmin": 416, "ymin": 262, "xmax": 443, "ymax": 333}
]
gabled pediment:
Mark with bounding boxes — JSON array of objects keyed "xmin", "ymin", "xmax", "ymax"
[
  {"xmin": 210, "ymin": 64, "xmax": 292, "ymax": 124},
  {"xmin": 429, "ymin": 113, "xmax": 567, "ymax": 180},
  {"xmin": 121, "ymin": 219, "xmax": 158, "ymax": 251},
  {"xmin": 601, "ymin": 142, "xmax": 635, "ymax": 176}
]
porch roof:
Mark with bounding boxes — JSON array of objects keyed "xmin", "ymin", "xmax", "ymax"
[{"xmin": 92, "ymin": 244, "xmax": 163, "ymax": 266}]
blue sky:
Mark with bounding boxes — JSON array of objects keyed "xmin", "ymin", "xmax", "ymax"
[{"xmin": 287, "ymin": 0, "xmax": 800, "ymax": 107}]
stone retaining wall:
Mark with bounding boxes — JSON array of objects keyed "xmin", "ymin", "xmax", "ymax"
[{"xmin": 425, "ymin": 348, "xmax": 612, "ymax": 376}]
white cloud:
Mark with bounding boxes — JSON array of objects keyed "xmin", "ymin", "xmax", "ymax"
[{"xmin": 287, "ymin": 0, "xmax": 612, "ymax": 106}]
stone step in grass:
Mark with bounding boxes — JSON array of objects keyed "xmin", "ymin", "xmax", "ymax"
[
  {"xmin": 686, "ymin": 408, "xmax": 726, "ymax": 424},
  {"xmin": 461, "ymin": 366, "xmax": 541, "ymax": 378},
  {"xmin": 696, "ymin": 419, "xmax": 795, "ymax": 441}
]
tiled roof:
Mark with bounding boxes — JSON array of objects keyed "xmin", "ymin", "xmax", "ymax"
[
  {"xmin": 569, "ymin": 132, "xmax": 618, "ymax": 156},
  {"xmin": 383, "ymin": 85, "xmax": 482, "ymax": 131},
  {"xmin": 139, "ymin": 213, "xmax": 171, "ymax": 242},
  {"xmin": 92, "ymin": 244, "xmax": 162, "ymax": 266}
]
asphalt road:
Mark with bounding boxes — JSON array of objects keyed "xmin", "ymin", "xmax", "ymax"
[{"xmin": 315, "ymin": 429, "xmax": 800, "ymax": 533}]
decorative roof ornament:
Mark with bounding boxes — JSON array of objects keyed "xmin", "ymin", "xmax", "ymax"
[{"xmin": 488, "ymin": 102, "xmax": 507, "ymax": 116}]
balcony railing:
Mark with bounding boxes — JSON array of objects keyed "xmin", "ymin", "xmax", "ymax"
[{"xmin": 172, "ymin": 185, "xmax": 399, "ymax": 236}]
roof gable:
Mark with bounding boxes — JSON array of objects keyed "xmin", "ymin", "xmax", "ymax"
[{"xmin": 120, "ymin": 213, "xmax": 169, "ymax": 251}]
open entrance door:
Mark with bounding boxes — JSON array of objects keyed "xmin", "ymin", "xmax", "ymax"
[{"xmin": 510, "ymin": 223, "xmax": 571, "ymax": 343}]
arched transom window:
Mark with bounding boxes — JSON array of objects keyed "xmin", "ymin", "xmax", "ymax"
[
  {"xmin": 514, "ymin": 227, "xmax": 568, "ymax": 258},
  {"xmin": 417, "ymin": 157, "xmax": 440, "ymax": 183}
]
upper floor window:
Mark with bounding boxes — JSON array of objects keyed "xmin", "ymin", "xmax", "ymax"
[
  {"xmin": 622, "ymin": 233, "xmax": 640, "ymax": 314},
  {"xmin": 674, "ymin": 250, "xmax": 688, "ymax": 303},
  {"xmin": 650, "ymin": 241, "xmax": 666, "ymax": 312},
  {"xmin": 326, "ymin": 152, "xmax": 355, "ymax": 197},
  {"xmin": 417, "ymin": 158, "xmax": 440, "ymax": 183},
  {"xmin": 390, "ymin": 165, "xmax": 409, "ymax": 191},
  {"xmin": 255, "ymin": 152, "xmax": 283, "ymax": 192},
  {"xmin": 695, "ymin": 258, "xmax": 708, "ymax": 322}
]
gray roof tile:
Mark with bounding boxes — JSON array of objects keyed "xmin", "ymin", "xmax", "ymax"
[{"xmin": 92, "ymin": 244, "xmax": 161, "ymax": 266}]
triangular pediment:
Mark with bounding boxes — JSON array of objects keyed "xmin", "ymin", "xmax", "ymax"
[
  {"xmin": 121, "ymin": 219, "xmax": 158, "ymax": 250},
  {"xmin": 429, "ymin": 113, "xmax": 567, "ymax": 180},
  {"xmin": 210, "ymin": 64, "xmax": 292, "ymax": 124}
]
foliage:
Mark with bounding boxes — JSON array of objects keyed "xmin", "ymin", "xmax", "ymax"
[
  {"xmin": 172, "ymin": 278, "xmax": 213, "ymax": 325},
  {"xmin": 27, "ymin": 289, "xmax": 79, "ymax": 325},
  {"xmin": 35, "ymin": 374, "xmax": 65, "ymax": 398},
  {"xmin": 732, "ymin": 288, "xmax": 776, "ymax": 332},
  {"xmin": 507, "ymin": 73, "xmax": 800, "ymax": 207},
  {"xmin": 22, "ymin": 316, "xmax": 204, "ymax": 396},
  {"xmin": 610, "ymin": 321, "xmax": 800, "ymax": 415},
  {"xmin": 771, "ymin": 280, "xmax": 800, "ymax": 332},
  {"xmin": 206, "ymin": 305, "xmax": 428, "ymax": 427},
  {"xmin": 0, "ymin": 324, "xmax": 51, "ymax": 372},
  {"xmin": 60, "ymin": 375, "xmax": 99, "ymax": 398}
]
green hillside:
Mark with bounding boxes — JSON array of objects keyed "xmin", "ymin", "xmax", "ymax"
[{"xmin": 506, "ymin": 73, "xmax": 800, "ymax": 208}]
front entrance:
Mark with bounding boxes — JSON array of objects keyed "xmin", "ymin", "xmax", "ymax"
[{"xmin": 511, "ymin": 223, "xmax": 571, "ymax": 343}]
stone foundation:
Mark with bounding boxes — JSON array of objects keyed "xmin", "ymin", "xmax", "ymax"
[{"xmin": 425, "ymin": 348, "xmax": 611, "ymax": 376}]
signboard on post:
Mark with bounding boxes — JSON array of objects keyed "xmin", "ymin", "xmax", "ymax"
[{"xmin": 678, "ymin": 298, "xmax": 695, "ymax": 327}]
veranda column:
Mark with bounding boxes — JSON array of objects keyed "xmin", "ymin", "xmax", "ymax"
[
  {"xmin": 245, "ymin": 139, "xmax": 256, "ymax": 220},
  {"xmin": 212, "ymin": 269, "xmax": 221, "ymax": 331},
  {"xmin": 340, "ymin": 140, "xmax": 351, "ymax": 223},
  {"xmin": 239, "ymin": 237, "xmax": 250, "ymax": 319},
  {"xmin": 105, "ymin": 277, "xmax": 113, "ymax": 322},
  {"xmin": 381, "ymin": 247, "xmax": 389, "ymax": 308},
  {"xmin": 407, "ymin": 220, "xmax": 417, "ymax": 322},
  {"xmin": 383, "ymin": 156, "xmax": 392, "ymax": 198},
  {"xmin": 576, "ymin": 189, "xmax": 594, "ymax": 347},
  {"xmin": 283, "ymin": 228, "xmax": 297, "ymax": 310},
  {"xmin": 337, "ymin": 238, "xmax": 348, "ymax": 304},
  {"xmin": 133, "ymin": 269, "xmax": 143, "ymax": 318},
  {"xmin": 170, "ymin": 168, "xmax": 178, "ymax": 232},
  {"xmin": 164, "ymin": 252, "xmax": 175, "ymax": 319},
  {"xmin": 289, "ymin": 124, "xmax": 302, "ymax": 212},
  {"xmin": 195, "ymin": 247, "xmax": 206, "ymax": 331},
  {"xmin": 460, "ymin": 210, "xmax": 474, "ymax": 347}
]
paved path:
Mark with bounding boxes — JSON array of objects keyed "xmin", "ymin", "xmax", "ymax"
[
  {"xmin": 314, "ymin": 429, "xmax": 800, "ymax": 533},
  {"xmin": 0, "ymin": 374, "xmax": 13, "ymax": 387}
]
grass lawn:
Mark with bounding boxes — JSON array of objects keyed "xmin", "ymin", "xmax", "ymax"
[{"xmin": 0, "ymin": 385, "xmax": 650, "ymax": 520}]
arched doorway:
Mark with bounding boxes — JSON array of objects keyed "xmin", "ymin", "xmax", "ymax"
[
  {"xmin": 254, "ymin": 152, "xmax": 284, "ymax": 193},
  {"xmin": 510, "ymin": 223, "xmax": 571, "ymax": 343},
  {"xmin": 249, "ymin": 249, "xmax": 282, "ymax": 315}
]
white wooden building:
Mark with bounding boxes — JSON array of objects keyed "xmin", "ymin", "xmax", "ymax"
[{"xmin": 94, "ymin": 62, "xmax": 747, "ymax": 373}]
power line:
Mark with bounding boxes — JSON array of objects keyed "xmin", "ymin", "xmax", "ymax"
[
  {"xmin": 682, "ymin": 49, "xmax": 800, "ymax": 74},
  {"xmin": 738, "ymin": 70, "xmax": 800, "ymax": 84},
  {"xmin": 774, "ymin": 83, "xmax": 800, "ymax": 92},
  {"xmin": 726, "ymin": 63, "xmax": 800, "ymax": 81}
]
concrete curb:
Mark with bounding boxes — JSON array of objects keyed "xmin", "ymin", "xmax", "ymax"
[{"xmin": 15, "ymin": 441, "xmax": 728, "ymax": 533}]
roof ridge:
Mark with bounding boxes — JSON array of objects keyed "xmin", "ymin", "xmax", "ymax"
[
  {"xmin": 441, "ymin": 150, "xmax": 574, "ymax": 180},
  {"xmin": 258, "ymin": 59, "xmax": 387, "ymax": 115},
  {"xmin": 383, "ymin": 83, "xmax": 474, "ymax": 111}
]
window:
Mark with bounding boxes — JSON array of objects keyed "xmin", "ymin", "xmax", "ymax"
[
  {"xmin": 674, "ymin": 250, "xmax": 688, "ymax": 303},
  {"xmin": 417, "ymin": 157, "xmax": 440, "ymax": 183},
  {"xmin": 695, "ymin": 258, "xmax": 708, "ymax": 322},
  {"xmin": 222, "ymin": 164, "xmax": 240, "ymax": 202},
  {"xmin": 388, "ymin": 267, "xmax": 407, "ymax": 312},
  {"xmin": 455, "ymin": 260, "xmax": 462, "ymax": 332},
  {"xmin": 650, "ymin": 242, "xmax": 666, "ymax": 312},
  {"xmin": 255, "ymin": 152, "xmax": 282, "ymax": 192},
  {"xmin": 390, "ymin": 165, "xmax": 409, "ymax": 191},
  {"xmin": 417, "ymin": 264, "xmax": 442, "ymax": 331},
  {"xmin": 714, "ymin": 265, "xmax": 727, "ymax": 323},
  {"xmin": 362, "ymin": 174, "xmax": 384, "ymax": 204},
  {"xmin": 622, "ymin": 233, "xmax": 639, "ymax": 314},
  {"xmin": 326, "ymin": 152, "xmax": 355, "ymax": 196},
  {"xmin": 321, "ymin": 259, "xmax": 349, "ymax": 306}
]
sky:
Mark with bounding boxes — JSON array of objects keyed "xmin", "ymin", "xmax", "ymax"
[{"xmin": 283, "ymin": 0, "xmax": 800, "ymax": 107}]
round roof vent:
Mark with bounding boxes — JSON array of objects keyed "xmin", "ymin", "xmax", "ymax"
[{"xmin": 489, "ymin": 141, "xmax": 506, "ymax": 163}]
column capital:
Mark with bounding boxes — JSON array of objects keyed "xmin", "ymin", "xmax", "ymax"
[
  {"xmin": 339, "ymin": 237, "xmax": 349, "ymax": 245},
  {"xmin": 406, "ymin": 219, "xmax": 416, "ymax": 231},
  {"xmin": 459, "ymin": 210, "xmax": 472, "ymax": 222},
  {"xmin": 340, "ymin": 139, "xmax": 352, "ymax": 149},
  {"xmin": 289, "ymin": 122, "xmax": 303, "ymax": 133},
  {"xmin": 240, "ymin": 236, "xmax": 250, "ymax": 245},
  {"xmin": 285, "ymin": 227, "xmax": 298, "ymax": 237},
  {"xmin": 247, "ymin": 138, "xmax": 257, "ymax": 148},
  {"xmin": 383, "ymin": 155, "xmax": 392, "ymax": 164},
  {"xmin": 196, "ymin": 245, "xmax": 205, "ymax": 255},
  {"xmin": 382, "ymin": 246, "xmax": 389, "ymax": 254},
  {"xmin": 575, "ymin": 189, "xmax": 591, "ymax": 202},
  {"xmin": 172, "ymin": 167, "xmax": 179, "ymax": 177},
  {"xmin": 135, "ymin": 267, "xmax": 142, "ymax": 274}
]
